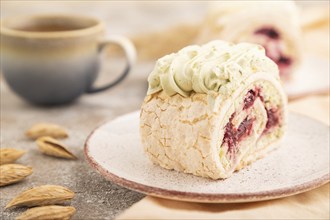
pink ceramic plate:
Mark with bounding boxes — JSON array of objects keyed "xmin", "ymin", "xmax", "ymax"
[{"xmin": 84, "ymin": 111, "xmax": 329, "ymax": 203}]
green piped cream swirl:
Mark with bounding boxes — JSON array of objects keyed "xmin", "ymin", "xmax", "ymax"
[{"xmin": 147, "ymin": 40, "xmax": 279, "ymax": 97}]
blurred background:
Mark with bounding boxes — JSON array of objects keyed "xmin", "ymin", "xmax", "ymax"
[
  {"xmin": 1, "ymin": 1, "xmax": 329, "ymax": 90},
  {"xmin": 2, "ymin": 1, "xmax": 329, "ymax": 59}
]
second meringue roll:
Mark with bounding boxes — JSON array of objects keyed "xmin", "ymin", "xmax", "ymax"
[{"xmin": 196, "ymin": 1, "xmax": 302, "ymax": 81}]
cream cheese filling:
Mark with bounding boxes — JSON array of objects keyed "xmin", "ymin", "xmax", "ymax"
[{"xmin": 147, "ymin": 40, "xmax": 279, "ymax": 98}]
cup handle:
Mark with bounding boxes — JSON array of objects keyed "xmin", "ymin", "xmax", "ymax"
[{"xmin": 86, "ymin": 35, "xmax": 136, "ymax": 93}]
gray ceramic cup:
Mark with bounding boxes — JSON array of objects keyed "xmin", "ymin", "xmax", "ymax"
[{"xmin": 0, "ymin": 14, "xmax": 136, "ymax": 105}]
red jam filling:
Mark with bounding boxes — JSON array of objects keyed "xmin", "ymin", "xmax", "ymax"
[
  {"xmin": 254, "ymin": 27, "xmax": 292, "ymax": 77},
  {"xmin": 264, "ymin": 108, "xmax": 280, "ymax": 134},
  {"xmin": 222, "ymin": 89, "xmax": 281, "ymax": 156},
  {"xmin": 223, "ymin": 116, "xmax": 255, "ymax": 156},
  {"xmin": 243, "ymin": 88, "xmax": 263, "ymax": 110},
  {"xmin": 255, "ymin": 28, "xmax": 280, "ymax": 40}
]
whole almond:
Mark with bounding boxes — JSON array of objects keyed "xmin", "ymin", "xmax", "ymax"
[
  {"xmin": 0, "ymin": 148, "xmax": 26, "ymax": 165},
  {"xmin": 26, "ymin": 123, "xmax": 68, "ymax": 139},
  {"xmin": 16, "ymin": 205, "xmax": 76, "ymax": 220},
  {"xmin": 0, "ymin": 164, "xmax": 32, "ymax": 187},
  {"xmin": 6, "ymin": 185, "xmax": 75, "ymax": 209},
  {"xmin": 36, "ymin": 136, "xmax": 77, "ymax": 160}
]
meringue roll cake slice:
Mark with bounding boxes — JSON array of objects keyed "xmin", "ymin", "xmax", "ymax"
[
  {"xmin": 140, "ymin": 41, "xmax": 287, "ymax": 180},
  {"xmin": 197, "ymin": 1, "xmax": 301, "ymax": 81}
]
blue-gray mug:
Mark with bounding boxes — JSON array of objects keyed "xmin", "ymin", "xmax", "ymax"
[{"xmin": 0, "ymin": 14, "xmax": 136, "ymax": 105}]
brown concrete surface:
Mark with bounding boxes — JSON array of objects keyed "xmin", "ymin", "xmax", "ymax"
[{"xmin": 0, "ymin": 61, "xmax": 154, "ymax": 220}]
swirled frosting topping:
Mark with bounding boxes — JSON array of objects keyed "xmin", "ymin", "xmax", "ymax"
[{"xmin": 147, "ymin": 40, "xmax": 279, "ymax": 97}]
